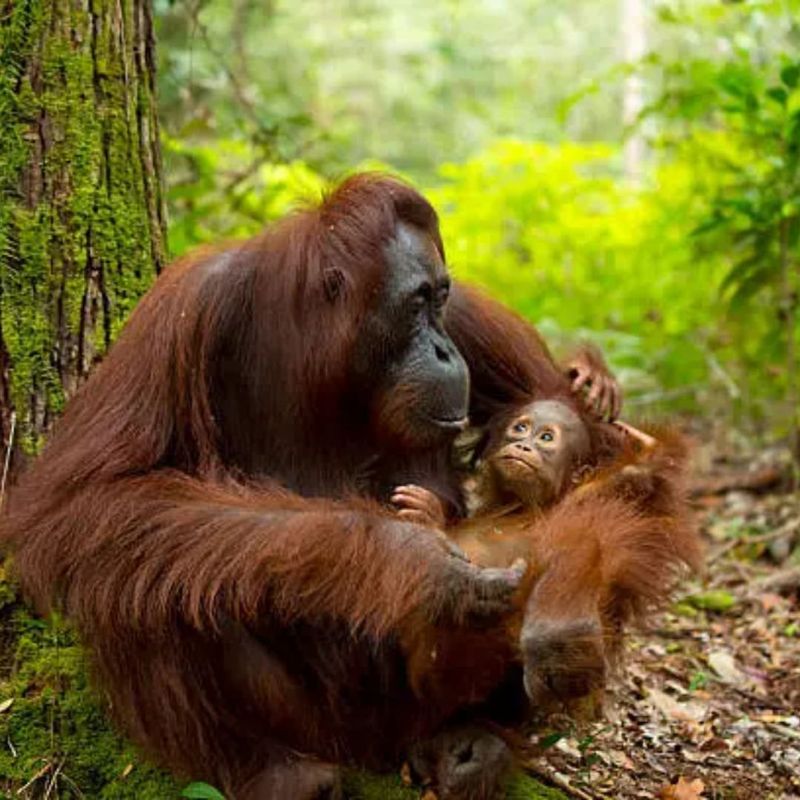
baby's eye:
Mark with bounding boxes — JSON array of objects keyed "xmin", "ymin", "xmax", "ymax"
[
  {"xmin": 538, "ymin": 430, "xmax": 555, "ymax": 443},
  {"xmin": 512, "ymin": 421, "xmax": 529, "ymax": 434}
]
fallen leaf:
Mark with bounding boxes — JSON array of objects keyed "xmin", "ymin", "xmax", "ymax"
[
  {"xmin": 400, "ymin": 762, "xmax": 412, "ymax": 786},
  {"xmin": 0, "ymin": 698, "xmax": 13, "ymax": 713},
  {"xmin": 608, "ymin": 749, "xmax": 636, "ymax": 769},
  {"xmin": 686, "ymin": 590, "xmax": 736, "ymax": 612},
  {"xmin": 648, "ymin": 688, "xmax": 706, "ymax": 722},
  {"xmin": 707, "ymin": 649, "xmax": 746, "ymax": 685},
  {"xmin": 698, "ymin": 736, "xmax": 728, "ymax": 752},
  {"xmin": 554, "ymin": 737, "xmax": 583, "ymax": 760},
  {"xmin": 759, "ymin": 592, "xmax": 785, "ymax": 611},
  {"xmin": 659, "ymin": 776, "xmax": 705, "ymax": 799}
]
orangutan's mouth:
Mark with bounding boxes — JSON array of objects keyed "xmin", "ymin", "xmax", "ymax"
[
  {"xmin": 500, "ymin": 455, "xmax": 537, "ymax": 470},
  {"xmin": 427, "ymin": 415, "xmax": 469, "ymax": 432}
]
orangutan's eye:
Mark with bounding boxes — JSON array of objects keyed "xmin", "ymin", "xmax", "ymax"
[
  {"xmin": 538, "ymin": 429, "xmax": 555, "ymax": 443},
  {"xmin": 511, "ymin": 420, "xmax": 529, "ymax": 435}
]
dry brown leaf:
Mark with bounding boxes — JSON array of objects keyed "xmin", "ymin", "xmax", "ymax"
[
  {"xmin": 399, "ymin": 762, "xmax": 412, "ymax": 786},
  {"xmin": 421, "ymin": 790, "xmax": 438, "ymax": 800},
  {"xmin": 707, "ymin": 649, "xmax": 747, "ymax": 686},
  {"xmin": 759, "ymin": 592, "xmax": 784, "ymax": 611},
  {"xmin": 659, "ymin": 776, "xmax": 706, "ymax": 800},
  {"xmin": 608, "ymin": 749, "xmax": 636, "ymax": 770},
  {"xmin": 648, "ymin": 688, "xmax": 706, "ymax": 722}
]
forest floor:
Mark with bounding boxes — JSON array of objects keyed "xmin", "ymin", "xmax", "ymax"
[{"xmin": 522, "ymin": 444, "xmax": 800, "ymax": 800}]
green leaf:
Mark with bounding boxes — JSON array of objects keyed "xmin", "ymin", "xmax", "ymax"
[
  {"xmin": 686, "ymin": 591, "xmax": 737, "ymax": 613},
  {"xmin": 729, "ymin": 265, "xmax": 778, "ymax": 311},
  {"xmin": 691, "ymin": 214, "xmax": 727, "ymax": 237},
  {"xmin": 688, "ymin": 671, "xmax": 708, "ymax": 691},
  {"xmin": 766, "ymin": 87, "xmax": 788, "ymax": 106},
  {"xmin": 719, "ymin": 255, "xmax": 764, "ymax": 296},
  {"xmin": 716, "ymin": 64, "xmax": 759, "ymax": 112},
  {"xmin": 672, "ymin": 601, "xmax": 699, "ymax": 618},
  {"xmin": 539, "ymin": 731, "xmax": 566, "ymax": 749},
  {"xmin": 781, "ymin": 64, "xmax": 800, "ymax": 89},
  {"xmin": 181, "ymin": 783, "xmax": 227, "ymax": 800}
]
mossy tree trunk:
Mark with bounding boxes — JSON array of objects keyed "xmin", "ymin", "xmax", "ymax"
[{"xmin": 0, "ymin": 0, "xmax": 166, "ymax": 463}]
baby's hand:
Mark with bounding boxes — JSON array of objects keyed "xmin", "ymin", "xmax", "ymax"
[{"xmin": 391, "ymin": 484, "xmax": 448, "ymax": 529}]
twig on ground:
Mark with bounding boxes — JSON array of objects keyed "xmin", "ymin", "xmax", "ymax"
[
  {"xmin": 16, "ymin": 761, "xmax": 51, "ymax": 795},
  {"xmin": 752, "ymin": 565, "xmax": 800, "ymax": 594},
  {"xmin": 691, "ymin": 465, "xmax": 784, "ymax": 498},
  {"xmin": 523, "ymin": 761, "xmax": 597, "ymax": 800},
  {"xmin": 708, "ymin": 521, "xmax": 798, "ymax": 565}
]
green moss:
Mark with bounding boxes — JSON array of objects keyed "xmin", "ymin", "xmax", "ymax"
[
  {"xmin": 506, "ymin": 774, "xmax": 568, "ymax": 800},
  {"xmin": 343, "ymin": 771, "xmax": 566, "ymax": 800},
  {"xmin": 342, "ymin": 770, "xmax": 418, "ymax": 800},
  {"xmin": 0, "ymin": 0, "xmax": 166, "ymax": 452},
  {"xmin": 0, "ymin": 585, "xmax": 180, "ymax": 799}
]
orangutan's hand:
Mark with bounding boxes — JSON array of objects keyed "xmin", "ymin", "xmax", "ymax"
[{"xmin": 566, "ymin": 345, "xmax": 622, "ymax": 421}]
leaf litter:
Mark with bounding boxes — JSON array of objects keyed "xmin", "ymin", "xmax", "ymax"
[{"xmin": 522, "ymin": 444, "xmax": 800, "ymax": 800}]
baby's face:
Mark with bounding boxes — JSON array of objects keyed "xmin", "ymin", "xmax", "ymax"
[{"xmin": 486, "ymin": 400, "xmax": 591, "ymax": 508}]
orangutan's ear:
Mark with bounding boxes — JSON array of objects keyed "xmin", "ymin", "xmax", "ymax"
[{"xmin": 323, "ymin": 268, "xmax": 346, "ymax": 302}]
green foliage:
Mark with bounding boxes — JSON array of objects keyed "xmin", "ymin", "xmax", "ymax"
[
  {"xmin": 150, "ymin": 0, "xmax": 800, "ymax": 438},
  {"xmin": 155, "ymin": 0, "xmax": 629, "ymax": 180},
  {"xmin": 341, "ymin": 770, "xmax": 417, "ymax": 800},
  {"xmin": 159, "ymin": 129, "xmax": 795, "ymax": 428},
  {"xmin": 645, "ymin": 0, "xmax": 800, "ymax": 439},
  {"xmin": 429, "ymin": 140, "xmax": 731, "ymax": 414},
  {"xmin": 164, "ymin": 136, "xmax": 328, "ymax": 256},
  {"xmin": 688, "ymin": 671, "xmax": 709, "ymax": 692}
]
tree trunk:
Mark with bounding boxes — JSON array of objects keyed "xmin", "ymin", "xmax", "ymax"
[
  {"xmin": 621, "ymin": 0, "xmax": 646, "ymax": 182},
  {"xmin": 0, "ymin": 0, "xmax": 166, "ymax": 467}
]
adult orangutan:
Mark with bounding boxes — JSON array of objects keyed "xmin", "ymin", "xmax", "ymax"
[{"xmin": 2, "ymin": 174, "xmax": 622, "ymax": 800}]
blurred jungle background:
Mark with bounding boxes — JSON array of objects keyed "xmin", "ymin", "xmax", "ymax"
[
  {"xmin": 2, "ymin": 1, "xmax": 800, "ymax": 798},
  {"xmin": 155, "ymin": 0, "xmax": 800, "ymax": 450}
]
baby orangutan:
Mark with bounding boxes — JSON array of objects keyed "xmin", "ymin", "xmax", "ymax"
[
  {"xmin": 391, "ymin": 397, "xmax": 692, "ymax": 704},
  {"xmin": 392, "ymin": 399, "xmax": 596, "ymax": 529}
]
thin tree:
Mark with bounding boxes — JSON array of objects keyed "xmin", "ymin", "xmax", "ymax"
[{"xmin": 621, "ymin": 0, "xmax": 646, "ymax": 182}]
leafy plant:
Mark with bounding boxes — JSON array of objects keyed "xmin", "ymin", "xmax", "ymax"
[
  {"xmin": 645, "ymin": 1, "xmax": 800, "ymax": 457},
  {"xmin": 181, "ymin": 782, "xmax": 226, "ymax": 800}
]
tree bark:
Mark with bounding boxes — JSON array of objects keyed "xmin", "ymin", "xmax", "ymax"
[{"xmin": 0, "ymin": 0, "xmax": 166, "ymax": 466}]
